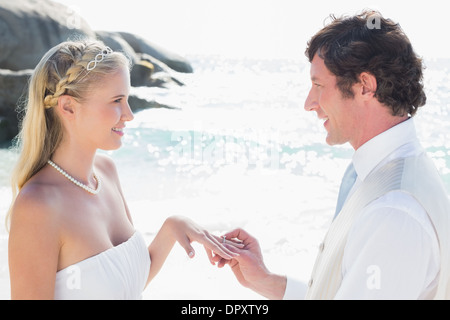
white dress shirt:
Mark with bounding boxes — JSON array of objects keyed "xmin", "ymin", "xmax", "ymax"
[{"xmin": 284, "ymin": 118, "xmax": 440, "ymax": 299}]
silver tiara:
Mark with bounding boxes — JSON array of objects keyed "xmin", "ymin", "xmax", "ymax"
[{"xmin": 86, "ymin": 47, "xmax": 113, "ymax": 71}]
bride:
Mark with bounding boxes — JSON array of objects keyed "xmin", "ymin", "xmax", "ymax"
[{"xmin": 7, "ymin": 40, "xmax": 238, "ymax": 299}]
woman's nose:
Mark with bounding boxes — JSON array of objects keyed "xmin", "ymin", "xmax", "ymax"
[{"xmin": 122, "ymin": 100, "xmax": 134, "ymax": 122}]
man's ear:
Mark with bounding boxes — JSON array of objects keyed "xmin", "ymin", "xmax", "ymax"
[
  {"xmin": 57, "ymin": 95, "xmax": 76, "ymax": 118},
  {"xmin": 359, "ymin": 72, "xmax": 377, "ymax": 99}
]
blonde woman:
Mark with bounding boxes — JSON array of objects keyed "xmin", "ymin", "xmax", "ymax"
[{"xmin": 7, "ymin": 40, "xmax": 237, "ymax": 300}]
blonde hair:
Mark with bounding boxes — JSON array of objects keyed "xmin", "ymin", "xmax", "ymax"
[{"xmin": 6, "ymin": 39, "xmax": 131, "ymax": 229}]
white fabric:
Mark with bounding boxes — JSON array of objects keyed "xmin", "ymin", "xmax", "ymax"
[
  {"xmin": 336, "ymin": 191, "xmax": 440, "ymax": 299},
  {"xmin": 283, "ymin": 275, "xmax": 307, "ymax": 300},
  {"xmin": 284, "ymin": 119, "xmax": 444, "ymax": 300},
  {"xmin": 54, "ymin": 231, "xmax": 150, "ymax": 300}
]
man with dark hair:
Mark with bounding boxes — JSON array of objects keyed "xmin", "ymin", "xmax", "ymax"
[
  {"xmin": 217, "ymin": 10, "xmax": 450, "ymax": 300},
  {"xmin": 305, "ymin": 11, "xmax": 426, "ymax": 118}
]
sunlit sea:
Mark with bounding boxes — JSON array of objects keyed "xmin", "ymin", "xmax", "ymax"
[{"xmin": 0, "ymin": 56, "xmax": 449, "ymax": 299}]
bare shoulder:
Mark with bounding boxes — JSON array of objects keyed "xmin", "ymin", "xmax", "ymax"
[
  {"xmin": 10, "ymin": 180, "xmax": 62, "ymax": 236},
  {"xmin": 8, "ymin": 178, "xmax": 61, "ymax": 299},
  {"xmin": 95, "ymin": 153, "xmax": 116, "ymax": 169},
  {"xmin": 95, "ymin": 153, "xmax": 120, "ymax": 180}
]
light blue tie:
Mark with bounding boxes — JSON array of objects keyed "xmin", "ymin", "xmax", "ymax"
[{"xmin": 334, "ymin": 163, "xmax": 357, "ymax": 219}]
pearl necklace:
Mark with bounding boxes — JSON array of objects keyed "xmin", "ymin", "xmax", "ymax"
[{"xmin": 47, "ymin": 160, "xmax": 101, "ymax": 195}]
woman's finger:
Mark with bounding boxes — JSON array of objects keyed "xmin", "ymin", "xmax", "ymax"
[
  {"xmin": 204, "ymin": 232, "xmax": 239, "ymax": 259},
  {"xmin": 178, "ymin": 234, "xmax": 196, "ymax": 258},
  {"xmin": 219, "ymin": 235, "xmax": 245, "ymax": 249},
  {"xmin": 189, "ymin": 231, "xmax": 238, "ymax": 261}
]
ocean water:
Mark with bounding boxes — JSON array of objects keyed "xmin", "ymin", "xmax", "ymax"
[{"xmin": 0, "ymin": 56, "xmax": 449, "ymax": 299}]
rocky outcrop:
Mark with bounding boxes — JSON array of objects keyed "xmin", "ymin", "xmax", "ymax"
[
  {"xmin": 0, "ymin": 0, "xmax": 192, "ymax": 143},
  {"xmin": 96, "ymin": 31, "xmax": 188, "ymax": 88},
  {"xmin": 118, "ymin": 32, "xmax": 193, "ymax": 74},
  {"xmin": 0, "ymin": 69, "xmax": 32, "ymax": 144},
  {"xmin": 0, "ymin": 0, "xmax": 95, "ymax": 71}
]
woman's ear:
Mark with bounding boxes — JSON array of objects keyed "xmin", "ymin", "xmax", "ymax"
[
  {"xmin": 359, "ymin": 72, "xmax": 377, "ymax": 99},
  {"xmin": 57, "ymin": 95, "xmax": 76, "ymax": 118}
]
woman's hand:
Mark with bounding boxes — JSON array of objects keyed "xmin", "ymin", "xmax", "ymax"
[
  {"xmin": 166, "ymin": 215, "xmax": 240, "ymax": 264},
  {"xmin": 146, "ymin": 215, "xmax": 241, "ymax": 285}
]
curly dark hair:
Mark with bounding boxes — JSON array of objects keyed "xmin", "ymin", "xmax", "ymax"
[{"xmin": 305, "ymin": 10, "xmax": 426, "ymax": 117}]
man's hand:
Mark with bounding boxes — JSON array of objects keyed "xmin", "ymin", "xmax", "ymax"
[{"xmin": 214, "ymin": 228, "xmax": 287, "ymax": 300}]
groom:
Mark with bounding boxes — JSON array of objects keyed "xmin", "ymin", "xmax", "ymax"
[{"xmin": 216, "ymin": 10, "xmax": 450, "ymax": 299}]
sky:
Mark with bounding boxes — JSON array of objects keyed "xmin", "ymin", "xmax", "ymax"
[{"xmin": 53, "ymin": 0, "xmax": 450, "ymax": 60}]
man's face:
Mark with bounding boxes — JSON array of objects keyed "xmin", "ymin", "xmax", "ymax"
[{"xmin": 304, "ymin": 54, "xmax": 361, "ymax": 148}]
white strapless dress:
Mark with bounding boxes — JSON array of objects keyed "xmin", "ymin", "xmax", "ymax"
[{"xmin": 54, "ymin": 231, "xmax": 150, "ymax": 300}]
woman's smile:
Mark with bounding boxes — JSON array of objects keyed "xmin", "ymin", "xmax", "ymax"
[{"xmin": 112, "ymin": 127, "xmax": 124, "ymax": 136}]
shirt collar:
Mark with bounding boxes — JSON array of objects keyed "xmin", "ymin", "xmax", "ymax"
[{"xmin": 352, "ymin": 118, "xmax": 419, "ymax": 181}]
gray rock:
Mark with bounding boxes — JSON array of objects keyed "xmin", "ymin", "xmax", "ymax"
[
  {"xmin": 96, "ymin": 30, "xmax": 139, "ymax": 65},
  {"xmin": 118, "ymin": 32, "xmax": 193, "ymax": 73},
  {"xmin": 0, "ymin": 0, "xmax": 95, "ymax": 71},
  {"xmin": 132, "ymin": 53, "xmax": 185, "ymax": 88},
  {"xmin": 129, "ymin": 95, "xmax": 179, "ymax": 113},
  {"xmin": 0, "ymin": 69, "xmax": 32, "ymax": 142},
  {"xmin": 0, "ymin": 0, "xmax": 192, "ymax": 143}
]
